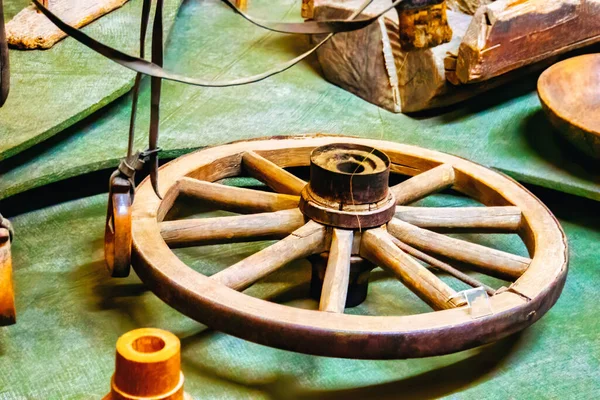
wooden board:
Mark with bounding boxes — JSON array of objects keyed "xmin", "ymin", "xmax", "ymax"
[
  {"xmin": 454, "ymin": 0, "xmax": 600, "ymax": 83},
  {"xmin": 7, "ymin": 0, "xmax": 129, "ymax": 49},
  {"xmin": 0, "ymin": 0, "xmax": 182, "ymax": 161}
]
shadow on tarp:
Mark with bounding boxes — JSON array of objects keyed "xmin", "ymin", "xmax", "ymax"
[{"xmin": 522, "ymin": 109, "xmax": 600, "ymax": 179}]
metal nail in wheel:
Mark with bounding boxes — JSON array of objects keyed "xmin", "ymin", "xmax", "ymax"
[{"xmin": 129, "ymin": 135, "xmax": 568, "ymax": 359}]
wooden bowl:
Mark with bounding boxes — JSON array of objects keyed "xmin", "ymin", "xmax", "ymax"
[{"xmin": 538, "ymin": 54, "xmax": 600, "ymax": 159}]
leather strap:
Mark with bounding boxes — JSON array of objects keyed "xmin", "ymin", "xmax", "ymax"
[
  {"xmin": 149, "ymin": 0, "xmax": 164, "ymax": 198},
  {"xmin": 127, "ymin": 0, "xmax": 152, "ymax": 158},
  {"xmin": 0, "ymin": 0, "xmax": 9, "ymax": 107},
  {"xmin": 31, "ymin": 0, "xmax": 407, "ymax": 88}
]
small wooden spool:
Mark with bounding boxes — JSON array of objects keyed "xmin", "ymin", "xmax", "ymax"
[{"xmin": 104, "ymin": 328, "xmax": 190, "ymax": 400}]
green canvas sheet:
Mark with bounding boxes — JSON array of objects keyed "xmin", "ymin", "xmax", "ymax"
[
  {"xmin": 0, "ymin": 0, "xmax": 599, "ymax": 202},
  {"xmin": 0, "ymin": 0, "xmax": 182, "ymax": 161},
  {"xmin": 0, "ymin": 184, "xmax": 598, "ymax": 398}
]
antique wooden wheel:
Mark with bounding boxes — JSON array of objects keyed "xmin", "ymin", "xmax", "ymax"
[{"xmin": 129, "ymin": 135, "xmax": 567, "ymax": 359}]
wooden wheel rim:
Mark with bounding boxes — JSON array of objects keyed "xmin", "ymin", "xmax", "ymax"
[{"xmin": 131, "ymin": 135, "xmax": 568, "ymax": 359}]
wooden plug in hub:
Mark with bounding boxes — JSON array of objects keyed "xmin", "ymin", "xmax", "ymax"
[{"xmin": 104, "ymin": 328, "xmax": 191, "ymax": 400}]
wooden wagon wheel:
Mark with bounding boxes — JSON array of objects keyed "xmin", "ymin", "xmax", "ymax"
[{"xmin": 130, "ymin": 135, "xmax": 567, "ymax": 359}]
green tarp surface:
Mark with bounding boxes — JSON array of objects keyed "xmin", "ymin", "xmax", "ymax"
[
  {"xmin": 0, "ymin": 0, "xmax": 599, "ymax": 201},
  {"xmin": 0, "ymin": 188, "xmax": 598, "ymax": 398},
  {"xmin": 0, "ymin": 0, "xmax": 182, "ymax": 160},
  {"xmin": 1, "ymin": 0, "xmax": 600, "ymax": 398}
]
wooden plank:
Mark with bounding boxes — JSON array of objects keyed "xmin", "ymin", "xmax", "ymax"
[
  {"xmin": 178, "ymin": 177, "xmax": 299, "ymax": 213},
  {"xmin": 159, "ymin": 209, "xmax": 305, "ymax": 247},
  {"xmin": 6, "ymin": 0, "xmax": 129, "ymax": 49},
  {"xmin": 387, "ymin": 217, "xmax": 531, "ymax": 280},
  {"xmin": 395, "ymin": 206, "xmax": 522, "ymax": 232},
  {"xmin": 242, "ymin": 151, "xmax": 307, "ymax": 195},
  {"xmin": 319, "ymin": 228, "xmax": 353, "ymax": 313},
  {"xmin": 210, "ymin": 221, "xmax": 327, "ymax": 291},
  {"xmin": 454, "ymin": 0, "xmax": 600, "ymax": 83}
]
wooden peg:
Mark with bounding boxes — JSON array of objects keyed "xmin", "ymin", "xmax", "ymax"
[{"xmin": 104, "ymin": 328, "xmax": 191, "ymax": 400}]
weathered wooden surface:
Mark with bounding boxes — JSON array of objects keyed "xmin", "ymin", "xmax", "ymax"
[
  {"xmin": 395, "ymin": 205, "xmax": 522, "ymax": 232},
  {"xmin": 7, "ymin": 0, "xmax": 129, "ymax": 49},
  {"xmin": 310, "ymin": 0, "xmax": 504, "ymax": 112},
  {"xmin": 388, "ymin": 218, "xmax": 531, "ymax": 280},
  {"xmin": 361, "ymin": 227, "xmax": 466, "ymax": 310},
  {"xmin": 160, "ymin": 209, "xmax": 305, "ymax": 247},
  {"xmin": 318, "ymin": 228, "xmax": 352, "ymax": 313},
  {"xmin": 0, "ymin": 0, "xmax": 182, "ymax": 161},
  {"xmin": 538, "ymin": 54, "xmax": 600, "ymax": 160},
  {"xmin": 390, "ymin": 164, "xmax": 455, "ymax": 205},
  {"xmin": 455, "ymin": 0, "xmax": 600, "ymax": 83}
]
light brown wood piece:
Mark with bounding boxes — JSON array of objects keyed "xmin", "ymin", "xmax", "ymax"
[
  {"xmin": 387, "ymin": 217, "xmax": 530, "ymax": 280},
  {"xmin": 0, "ymin": 228, "xmax": 15, "ymax": 326},
  {"xmin": 210, "ymin": 221, "xmax": 328, "ymax": 291},
  {"xmin": 319, "ymin": 228, "xmax": 353, "ymax": 313},
  {"xmin": 242, "ymin": 151, "xmax": 307, "ymax": 195},
  {"xmin": 395, "ymin": 205, "xmax": 522, "ymax": 232},
  {"xmin": 104, "ymin": 328, "xmax": 191, "ymax": 400},
  {"xmin": 454, "ymin": 0, "xmax": 600, "ymax": 83},
  {"xmin": 537, "ymin": 54, "xmax": 600, "ymax": 160},
  {"xmin": 177, "ymin": 177, "xmax": 299, "ymax": 214},
  {"xmin": 389, "ymin": 234, "xmax": 496, "ymax": 295},
  {"xmin": 6, "ymin": 0, "xmax": 129, "ymax": 50},
  {"xmin": 361, "ymin": 228, "xmax": 466, "ymax": 310},
  {"xmin": 390, "ymin": 164, "xmax": 455, "ymax": 205},
  {"xmin": 159, "ymin": 209, "xmax": 305, "ymax": 248}
]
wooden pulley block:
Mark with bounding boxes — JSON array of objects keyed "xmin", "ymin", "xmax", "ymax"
[
  {"xmin": 395, "ymin": 0, "xmax": 453, "ymax": 50},
  {"xmin": 129, "ymin": 135, "xmax": 567, "ymax": 359},
  {"xmin": 0, "ymin": 225, "xmax": 16, "ymax": 326},
  {"xmin": 104, "ymin": 328, "xmax": 191, "ymax": 400},
  {"xmin": 105, "ymin": 176, "xmax": 133, "ymax": 278}
]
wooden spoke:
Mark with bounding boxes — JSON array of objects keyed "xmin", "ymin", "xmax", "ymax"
[
  {"xmin": 319, "ymin": 229, "xmax": 353, "ymax": 313},
  {"xmin": 160, "ymin": 209, "xmax": 305, "ymax": 248},
  {"xmin": 395, "ymin": 206, "xmax": 522, "ymax": 233},
  {"xmin": 390, "ymin": 164, "xmax": 455, "ymax": 205},
  {"xmin": 360, "ymin": 228, "xmax": 466, "ymax": 310},
  {"xmin": 387, "ymin": 218, "xmax": 531, "ymax": 280},
  {"xmin": 243, "ymin": 151, "xmax": 307, "ymax": 195},
  {"xmin": 178, "ymin": 177, "xmax": 299, "ymax": 213},
  {"xmin": 389, "ymin": 236, "xmax": 496, "ymax": 295},
  {"xmin": 210, "ymin": 221, "xmax": 327, "ymax": 291}
]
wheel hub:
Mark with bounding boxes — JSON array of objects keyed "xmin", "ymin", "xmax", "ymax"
[{"xmin": 299, "ymin": 143, "xmax": 397, "ymax": 229}]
